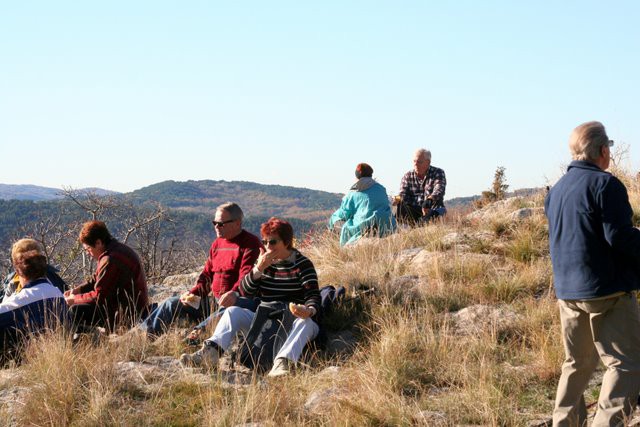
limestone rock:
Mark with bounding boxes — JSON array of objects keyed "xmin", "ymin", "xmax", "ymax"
[
  {"xmin": 317, "ymin": 366, "xmax": 341, "ymax": 378},
  {"xmin": 147, "ymin": 272, "xmax": 200, "ymax": 303},
  {"xmin": 304, "ymin": 386, "xmax": 346, "ymax": 416},
  {"xmin": 448, "ymin": 304, "xmax": 521, "ymax": 335},
  {"xmin": 398, "ymin": 247, "xmax": 423, "ymax": 263},
  {"xmin": 115, "ymin": 356, "xmax": 211, "ymax": 393},
  {"xmin": 0, "ymin": 367, "xmax": 26, "ymax": 425},
  {"xmin": 465, "ymin": 197, "xmax": 542, "ymax": 223},
  {"xmin": 508, "ymin": 207, "xmax": 545, "ymax": 221},
  {"xmin": 441, "ymin": 232, "xmax": 464, "ymax": 246},
  {"xmin": 410, "ymin": 250, "xmax": 444, "ymax": 268}
]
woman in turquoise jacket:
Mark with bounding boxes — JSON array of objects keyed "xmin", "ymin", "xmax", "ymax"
[{"xmin": 329, "ymin": 163, "xmax": 397, "ymax": 246}]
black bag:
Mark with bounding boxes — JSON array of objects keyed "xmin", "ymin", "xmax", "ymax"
[
  {"xmin": 320, "ymin": 285, "xmax": 346, "ymax": 315},
  {"xmin": 237, "ymin": 301, "xmax": 295, "ymax": 372}
]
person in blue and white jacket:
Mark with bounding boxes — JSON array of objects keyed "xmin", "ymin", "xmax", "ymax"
[{"xmin": 0, "ymin": 239, "xmax": 68, "ymax": 350}]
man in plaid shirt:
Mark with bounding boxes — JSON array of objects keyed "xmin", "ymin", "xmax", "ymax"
[{"xmin": 394, "ymin": 149, "xmax": 446, "ymax": 224}]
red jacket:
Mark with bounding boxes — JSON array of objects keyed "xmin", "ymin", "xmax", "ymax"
[
  {"xmin": 189, "ymin": 230, "xmax": 262, "ymax": 299},
  {"xmin": 74, "ymin": 240, "xmax": 148, "ymax": 321}
]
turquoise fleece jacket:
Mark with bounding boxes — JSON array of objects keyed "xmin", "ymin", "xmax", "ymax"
[{"xmin": 329, "ymin": 178, "xmax": 397, "ymax": 246}]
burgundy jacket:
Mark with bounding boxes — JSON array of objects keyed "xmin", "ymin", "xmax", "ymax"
[{"xmin": 74, "ymin": 240, "xmax": 148, "ymax": 321}]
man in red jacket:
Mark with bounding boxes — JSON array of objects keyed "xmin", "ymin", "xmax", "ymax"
[
  {"xmin": 139, "ymin": 202, "xmax": 262, "ymax": 336},
  {"xmin": 65, "ymin": 221, "xmax": 148, "ymax": 331}
]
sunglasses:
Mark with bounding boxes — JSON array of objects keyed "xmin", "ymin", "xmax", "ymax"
[
  {"xmin": 261, "ymin": 238, "xmax": 281, "ymax": 246},
  {"xmin": 212, "ymin": 219, "xmax": 235, "ymax": 227}
]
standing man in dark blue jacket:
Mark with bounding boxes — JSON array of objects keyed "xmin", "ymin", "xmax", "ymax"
[{"xmin": 545, "ymin": 121, "xmax": 640, "ymax": 426}]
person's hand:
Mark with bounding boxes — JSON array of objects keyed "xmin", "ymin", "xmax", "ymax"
[
  {"xmin": 64, "ymin": 289, "xmax": 72, "ymax": 297},
  {"xmin": 256, "ymin": 248, "xmax": 280, "ymax": 273},
  {"xmin": 422, "ymin": 207, "xmax": 430, "ymax": 216},
  {"xmin": 218, "ymin": 290, "xmax": 238, "ymax": 308},
  {"xmin": 64, "ymin": 293, "xmax": 76, "ymax": 306},
  {"xmin": 187, "ymin": 328, "xmax": 202, "ymax": 341},
  {"xmin": 179, "ymin": 291, "xmax": 194, "ymax": 306},
  {"xmin": 392, "ymin": 195, "xmax": 402, "ymax": 206},
  {"xmin": 289, "ymin": 303, "xmax": 316, "ymax": 319}
]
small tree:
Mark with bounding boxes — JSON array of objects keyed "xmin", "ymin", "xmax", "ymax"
[
  {"xmin": 491, "ymin": 166, "xmax": 509, "ymax": 201},
  {"xmin": 475, "ymin": 166, "xmax": 509, "ymax": 208}
]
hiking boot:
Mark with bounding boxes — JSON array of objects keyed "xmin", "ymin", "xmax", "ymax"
[
  {"xmin": 179, "ymin": 343, "xmax": 219, "ymax": 368},
  {"xmin": 267, "ymin": 357, "xmax": 292, "ymax": 378}
]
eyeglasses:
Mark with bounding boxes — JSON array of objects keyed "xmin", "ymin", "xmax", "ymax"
[
  {"xmin": 212, "ymin": 219, "xmax": 235, "ymax": 227},
  {"xmin": 261, "ymin": 238, "xmax": 281, "ymax": 246},
  {"xmin": 606, "ymin": 140, "xmax": 614, "ymax": 147}
]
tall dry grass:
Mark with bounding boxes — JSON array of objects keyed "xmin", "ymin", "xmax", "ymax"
[{"xmin": 7, "ymin": 186, "xmax": 635, "ymax": 426}]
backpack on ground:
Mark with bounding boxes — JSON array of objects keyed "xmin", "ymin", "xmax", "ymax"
[
  {"xmin": 236, "ymin": 301, "xmax": 295, "ymax": 372},
  {"xmin": 320, "ymin": 285, "xmax": 346, "ymax": 315}
]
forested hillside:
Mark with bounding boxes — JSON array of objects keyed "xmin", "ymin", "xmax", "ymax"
[{"xmin": 127, "ymin": 180, "xmax": 342, "ymax": 223}]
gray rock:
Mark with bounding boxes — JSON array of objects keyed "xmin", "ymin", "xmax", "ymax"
[
  {"xmin": 317, "ymin": 366, "xmax": 341, "ymax": 378},
  {"xmin": 448, "ymin": 304, "xmax": 521, "ymax": 335},
  {"xmin": 147, "ymin": 272, "xmax": 200, "ymax": 303},
  {"xmin": 0, "ymin": 385, "xmax": 28, "ymax": 426},
  {"xmin": 441, "ymin": 232, "xmax": 464, "ymax": 246},
  {"xmin": 410, "ymin": 250, "xmax": 444, "ymax": 268},
  {"xmin": 0, "ymin": 367, "xmax": 25, "ymax": 425},
  {"xmin": 115, "ymin": 356, "xmax": 212, "ymax": 393},
  {"xmin": 466, "ymin": 197, "xmax": 536, "ymax": 222},
  {"xmin": 162, "ymin": 272, "xmax": 200, "ymax": 288},
  {"xmin": 398, "ymin": 247, "xmax": 423, "ymax": 263},
  {"xmin": 304, "ymin": 386, "xmax": 345, "ymax": 416},
  {"xmin": 508, "ymin": 207, "xmax": 544, "ymax": 221}
]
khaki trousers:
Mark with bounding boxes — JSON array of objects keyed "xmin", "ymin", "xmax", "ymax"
[{"xmin": 553, "ymin": 293, "xmax": 640, "ymax": 426}]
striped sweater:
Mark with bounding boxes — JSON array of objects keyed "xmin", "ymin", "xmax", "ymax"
[{"xmin": 240, "ymin": 250, "xmax": 321, "ymax": 314}]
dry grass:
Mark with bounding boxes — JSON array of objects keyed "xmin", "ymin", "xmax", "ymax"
[{"xmin": 3, "ymin": 192, "xmax": 599, "ymax": 426}]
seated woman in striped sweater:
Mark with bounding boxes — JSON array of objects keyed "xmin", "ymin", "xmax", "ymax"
[{"xmin": 180, "ymin": 217, "xmax": 321, "ymax": 377}]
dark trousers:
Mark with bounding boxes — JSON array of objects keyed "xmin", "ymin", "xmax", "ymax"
[
  {"xmin": 69, "ymin": 304, "xmax": 108, "ymax": 332},
  {"xmin": 396, "ymin": 202, "xmax": 446, "ymax": 226},
  {"xmin": 70, "ymin": 302, "xmax": 145, "ymax": 333}
]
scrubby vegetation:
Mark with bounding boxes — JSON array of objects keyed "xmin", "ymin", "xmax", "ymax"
[
  {"xmin": 0, "ymin": 191, "xmax": 562, "ymax": 426},
  {"xmin": 3, "ymin": 163, "xmax": 639, "ymax": 425}
]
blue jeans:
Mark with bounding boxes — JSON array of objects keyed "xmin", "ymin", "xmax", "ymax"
[{"xmin": 139, "ymin": 295, "xmax": 211, "ymax": 336}]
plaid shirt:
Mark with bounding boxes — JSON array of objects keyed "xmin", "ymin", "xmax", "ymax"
[{"xmin": 399, "ymin": 165, "xmax": 446, "ymax": 209}]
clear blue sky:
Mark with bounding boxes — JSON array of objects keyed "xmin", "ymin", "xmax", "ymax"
[{"xmin": 1, "ymin": 1, "xmax": 639, "ymax": 199}]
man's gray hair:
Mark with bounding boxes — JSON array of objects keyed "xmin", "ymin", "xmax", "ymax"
[
  {"xmin": 216, "ymin": 202, "xmax": 244, "ymax": 222},
  {"xmin": 569, "ymin": 121, "xmax": 610, "ymax": 162},
  {"xmin": 415, "ymin": 149, "xmax": 432, "ymax": 161}
]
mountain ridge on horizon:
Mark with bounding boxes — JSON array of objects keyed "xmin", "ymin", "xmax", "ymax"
[{"xmin": 0, "ymin": 180, "xmax": 544, "ymax": 214}]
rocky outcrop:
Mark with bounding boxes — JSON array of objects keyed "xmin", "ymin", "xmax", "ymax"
[
  {"xmin": 466, "ymin": 197, "xmax": 543, "ymax": 223},
  {"xmin": 0, "ymin": 368, "xmax": 26, "ymax": 426},
  {"xmin": 447, "ymin": 304, "xmax": 521, "ymax": 335},
  {"xmin": 147, "ymin": 272, "xmax": 199, "ymax": 303},
  {"xmin": 508, "ymin": 207, "xmax": 545, "ymax": 221}
]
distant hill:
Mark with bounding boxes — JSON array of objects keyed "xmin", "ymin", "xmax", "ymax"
[
  {"xmin": 127, "ymin": 180, "xmax": 343, "ymax": 224},
  {"xmin": 0, "ymin": 184, "xmax": 118, "ymax": 201},
  {"xmin": 0, "ymin": 180, "xmax": 339, "ymax": 253}
]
